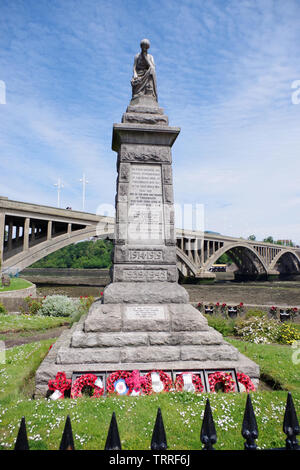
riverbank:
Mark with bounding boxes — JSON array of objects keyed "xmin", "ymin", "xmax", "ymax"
[
  {"xmin": 18, "ymin": 267, "xmax": 300, "ymax": 310},
  {"xmin": 33, "ymin": 281, "xmax": 300, "ymax": 308}
]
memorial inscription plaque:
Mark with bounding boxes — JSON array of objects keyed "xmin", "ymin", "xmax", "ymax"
[
  {"xmin": 125, "ymin": 305, "xmax": 165, "ymax": 321},
  {"xmin": 128, "ymin": 163, "xmax": 164, "ymax": 243}
]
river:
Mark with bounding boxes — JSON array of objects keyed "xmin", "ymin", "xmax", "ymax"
[{"xmin": 21, "ymin": 268, "xmax": 300, "ymax": 308}]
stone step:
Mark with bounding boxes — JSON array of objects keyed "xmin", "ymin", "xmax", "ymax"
[
  {"xmin": 56, "ymin": 343, "xmax": 238, "ymax": 365},
  {"xmin": 71, "ymin": 330, "xmax": 224, "ymax": 348}
]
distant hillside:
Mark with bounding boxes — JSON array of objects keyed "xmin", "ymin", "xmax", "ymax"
[{"xmin": 30, "ymin": 239, "xmax": 113, "ymax": 269}]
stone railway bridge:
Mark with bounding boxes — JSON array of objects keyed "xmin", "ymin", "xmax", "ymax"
[{"xmin": 1, "ymin": 196, "xmax": 300, "ymax": 280}]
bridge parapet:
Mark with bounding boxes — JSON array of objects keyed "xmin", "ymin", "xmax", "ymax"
[
  {"xmin": 175, "ymin": 230, "xmax": 300, "ymax": 279},
  {"xmin": 1, "ymin": 197, "xmax": 299, "ymax": 277},
  {"xmin": 0, "ymin": 197, "xmax": 114, "ymax": 273}
]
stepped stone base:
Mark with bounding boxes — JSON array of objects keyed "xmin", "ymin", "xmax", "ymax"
[
  {"xmin": 103, "ymin": 282, "xmax": 189, "ymax": 304},
  {"xmin": 35, "ymin": 300, "xmax": 260, "ymax": 397}
]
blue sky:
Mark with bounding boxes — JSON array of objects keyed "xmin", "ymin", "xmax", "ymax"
[{"xmin": 0, "ymin": 0, "xmax": 300, "ymax": 243}]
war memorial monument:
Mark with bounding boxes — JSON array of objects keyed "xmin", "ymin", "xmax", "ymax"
[{"xmin": 35, "ymin": 39, "xmax": 259, "ymax": 396}]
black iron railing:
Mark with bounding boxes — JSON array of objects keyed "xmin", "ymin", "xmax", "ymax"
[{"xmin": 13, "ymin": 392, "xmax": 299, "ymax": 451}]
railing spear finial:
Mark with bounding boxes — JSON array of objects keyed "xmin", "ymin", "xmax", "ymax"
[
  {"xmin": 242, "ymin": 394, "xmax": 258, "ymax": 450},
  {"xmin": 283, "ymin": 392, "xmax": 300, "ymax": 450},
  {"xmin": 105, "ymin": 412, "xmax": 122, "ymax": 450},
  {"xmin": 151, "ymin": 408, "xmax": 168, "ymax": 450},
  {"xmin": 59, "ymin": 415, "xmax": 75, "ymax": 450},
  {"xmin": 200, "ymin": 398, "xmax": 217, "ymax": 450},
  {"xmin": 14, "ymin": 416, "xmax": 29, "ymax": 450}
]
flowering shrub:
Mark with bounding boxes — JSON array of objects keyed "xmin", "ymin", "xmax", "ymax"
[
  {"xmin": 221, "ymin": 303, "xmax": 227, "ymax": 315},
  {"xmin": 38, "ymin": 295, "xmax": 80, "ymax": 317},
  {"xmin": 0, "ymin": 302, "xmax": 7, "ymax": 314},
  {"xmin": 269, "ymin": 306, "xmax": 278, "ymax": 318},
  {"xmin": 237, "ymin": 302, "xmax": 244, "ymax": 315},
  {"xmin": 234, "ymin": 316, "xmax": 300, "ymax": 345},
  {"xmin": 234, "ymin": 317, "xmax": 281, "ymax": 344},
  {"xmin": 22, "ymin": 295, "xmax": 43, "ymax": 315},
  {"xmin": 287, "ymin": 307, "xmax": 298, "ymax": 321},
  {"xmin": 277, "ymin": 322, "xmax": 300, "ymax": 345},
  {"xmin": 78, "ymin": 295, "xmax": 94, "ymax": 314},
  {"xmin": 245, "ymin": 309, "xmax": 267, "ymax": 320}
]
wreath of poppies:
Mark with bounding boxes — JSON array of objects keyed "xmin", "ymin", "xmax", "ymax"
[
  {"xmin": 106, "ymin": 370, "xmax": 134, "ymax": 395},
  {"xmin": 144, "ymin": 370, "xmax": 173, "ymax": 394},
  {"xmin": 125, "ymin": 370, "xmax": 152, "ymax": 396},
  {"xmin": 174, "ymin": 372, "xmax": 204, "ymax": 393},
  {"xmin": 208, "ymin": 371, "xmax": 236, "ymax": 393},
  {"xmin": 71, "ymin": 373, "xmax": 104, "ymax": 398},
  {"xmin": 48, "ymin": 372, "xmax": 71, "ymax": 398},
  {"xmin": 237, "ymin": 372, "xmax": 256, "ymax": 392}
]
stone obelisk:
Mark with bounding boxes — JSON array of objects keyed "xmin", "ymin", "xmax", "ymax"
[
  {"xmin": 35, "ymin": 40, "xmax": 259, "ymax": 396},
  {"xmin": 103, "ymin": 38, "xmax": 188, "ymax": 305}
]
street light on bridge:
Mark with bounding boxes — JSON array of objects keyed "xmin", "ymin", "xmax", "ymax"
[
  {"xmin": 54, "ymin": 178, "xmax": 64, "ymax": 208},
  {"xmin": 80, "ymin": 173, "xmax": 89, "ymax": 211}
]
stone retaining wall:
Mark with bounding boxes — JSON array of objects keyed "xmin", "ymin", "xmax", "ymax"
[{"xmin": 0, "ymin": 284, "xmax": 36, "ymax": 311}]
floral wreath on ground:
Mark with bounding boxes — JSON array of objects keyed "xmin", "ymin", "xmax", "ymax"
[
  {"xmin": 106, "ymin": 370, "xmax": 135, "ymax": 395},
  {"xmin": 174, "ymin": 372, "xmax": 204, "ymax": 393},
  {"xmin": 144, "ymin": 370, "xmax": 173, "ymax": 394},
  {"xmin": 48, "ymin": 372, "xmax": 71, "ymax": 398},
  {"xmin": 208, "ymin": 371, "xmax": 236, "ymax": 393},
  {"xmin": 237, "ymin": 372, "xmax": 256, "ymax": 392},
  {"xmin": 71, "ymin": 373, "xmax": 104, "ymax": 398},
  {"xmin": 126, "ymin": 370, "xmax": 152, "ymax": 395}
]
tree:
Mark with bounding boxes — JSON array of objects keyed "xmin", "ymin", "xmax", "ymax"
[
  {"xmin": 30, "ymin": 239, "xmax": 113, "ymax": 269},
  {"xmin": 263, "ymin": 236, "xmax": 274, "ymax": 244},
  {"xmin": 248, "ymin": 235, "xmax": 256, "ymax": 241}
]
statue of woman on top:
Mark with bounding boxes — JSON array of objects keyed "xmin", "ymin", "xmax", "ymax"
[{"xmin": 131, "ymin": 39, "xmax": 158, "ymax": 102}]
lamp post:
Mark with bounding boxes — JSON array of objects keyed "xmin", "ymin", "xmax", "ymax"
[
  {"xmin": 54, "ymin": 178, "xmax": 64, "ymax": 208},
  {"xmin": 80, "ymin": 173, "xmax": 89, "ymax": 211}
]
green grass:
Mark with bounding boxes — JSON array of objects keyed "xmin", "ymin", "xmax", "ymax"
[
  {"xmin": 0, "ymin": 338, "xmax": 299, "ymax": 450},
  {"xmin": 0, "ymin": 278, "xmax": 33, "ymax": 292},
  {"xmin": 0, "ymin": 314, "xmax": 70, "ymax": 333},
  {"xmin": 0, "ymin": 339, "xmax": 54, "ymax": 402},
  {"xmin": 227, "ymin": 338, "xmax": 300, "ymax": 392}
]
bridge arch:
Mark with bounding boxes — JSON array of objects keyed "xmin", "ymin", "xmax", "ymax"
[
  {"xmin": 202, "ymin": 242, "xmax": 268, "ymax": 275},
  {"xmin": 3, "ymin": 228, "xmax": 114, "ymax": 274},
  {"xmin": 176, "ymin": 247, "xmax": 198, "ymax": 277},
  {"xmin": 269, "ymin": 249, "xmax": 300, "ymax": 273}
]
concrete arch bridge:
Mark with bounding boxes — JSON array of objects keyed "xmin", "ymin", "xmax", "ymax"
[{"xmin": 1, "ymin": 197, "xmax": 300, "ymax": 280}]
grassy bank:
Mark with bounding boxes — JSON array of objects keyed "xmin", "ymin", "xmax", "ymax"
[
  {"xmin": 0, "ymin": 278, "xmax": 33, "ymax": 292},
  {"xmin": 0, "ymin": 314, "xmax": 70, "ymax": 334},
  {"xmin": 227, "ymin": 338, "xmax": 300, "ymax": 392}
]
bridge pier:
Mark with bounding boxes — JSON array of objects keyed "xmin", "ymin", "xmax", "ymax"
[
  {"xmin": 195, "ymin": 270, "xmax": 216, "ymax": 283},
  {"xmin": 23, "ymin": 218, "xmax": 30, "ymax": 251}
]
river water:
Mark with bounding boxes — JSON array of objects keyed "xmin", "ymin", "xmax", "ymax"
[{"xmin": 26, "ymin": 269, "xmax": 300, "ymax": 308}]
